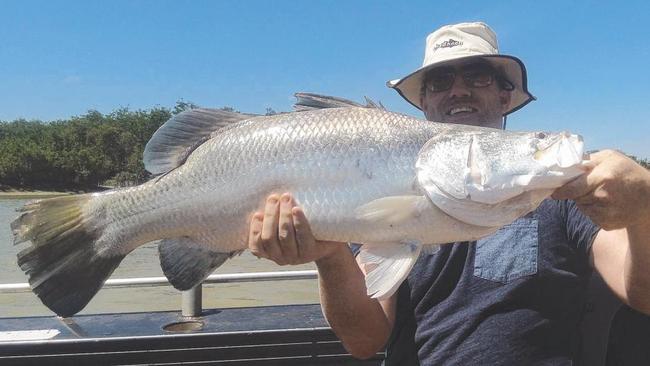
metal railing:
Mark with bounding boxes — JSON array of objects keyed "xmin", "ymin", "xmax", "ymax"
[{"xmin": 0, "ymin": 270, "xmax": 318, "ymax": 317}]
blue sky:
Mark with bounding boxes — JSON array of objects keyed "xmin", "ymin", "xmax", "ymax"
[{"xmin": 1, "ymin": 0, "xmax": 649, "ymax": 158}]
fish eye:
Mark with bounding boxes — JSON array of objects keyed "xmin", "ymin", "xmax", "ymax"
[{"xmin": 535, "ymin": 132, "xmax": 547, "ymax": 139}]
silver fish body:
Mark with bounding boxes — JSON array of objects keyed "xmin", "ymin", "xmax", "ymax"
[
  {"xmin": 91, "ymin": 107, "xmax": 473, "ymax": 254},
  {"xmin": 11, "ymin": 94, "xmax": 585, "ymax": 317}
]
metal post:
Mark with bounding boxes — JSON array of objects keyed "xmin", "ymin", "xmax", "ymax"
[{"xmin": 181, "ymin": 283, "xmax": 202, "ymax": 317}]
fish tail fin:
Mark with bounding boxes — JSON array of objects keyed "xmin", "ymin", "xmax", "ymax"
[{"xmin": 11, "ymin": 194, "xmax": 125, "ymax": 317}]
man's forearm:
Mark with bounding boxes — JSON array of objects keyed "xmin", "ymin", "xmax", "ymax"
[
  {"xmin": 625, "ymin": 221, "xmax": 650, "ymax": 314},
  {"xmin": 316, "ymin": 243, "xmax": 392, "ymax": 359}
]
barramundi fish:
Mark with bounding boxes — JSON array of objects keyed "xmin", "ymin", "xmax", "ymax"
[{"xmin": 11, "ymin": 93, "xmax": 586, "ymax": 317}]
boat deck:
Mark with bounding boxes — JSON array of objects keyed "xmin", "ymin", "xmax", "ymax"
[{"xmin": 0, "ymin": 303, "xmax": 384, "ymax": 365}]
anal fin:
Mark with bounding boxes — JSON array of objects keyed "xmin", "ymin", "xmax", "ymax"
[
  {"xmin": 158, "ymin": 238, "xmax": 235, "ymax": 291},
  {"xmin": 359, "ymin": 241, "xmax": 422, "ymax": 300}
]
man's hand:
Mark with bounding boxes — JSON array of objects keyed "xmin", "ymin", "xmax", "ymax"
[
  {"xmin": 248, "ymin": 193, "xmax": 347, "ymax": 265},
  {"xmin": 248, "ymin": 193, "xmax": 394, "ymax": 357},
  {"xmin": 552, "ymin": 149, "xmax": 650, "ymax": 230}
]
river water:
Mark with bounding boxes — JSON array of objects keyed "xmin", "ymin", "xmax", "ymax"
[{"xmin": 0, "ymin": 198, "xmax": 319, "ymax": 318}]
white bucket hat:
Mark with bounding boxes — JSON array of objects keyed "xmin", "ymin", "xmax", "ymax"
[{"xmin": 387, "ymin": 22, "xmax": 535, "ymax": 116}]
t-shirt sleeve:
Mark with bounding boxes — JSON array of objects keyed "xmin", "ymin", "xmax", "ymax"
[{"xmin": 563, "ymin": 200, "xmax": 601, "ymax": 256}]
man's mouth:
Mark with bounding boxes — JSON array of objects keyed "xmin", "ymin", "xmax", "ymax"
[{"xmin": 446, "ymin": 106, "xmax": 477, "ymax": 116}]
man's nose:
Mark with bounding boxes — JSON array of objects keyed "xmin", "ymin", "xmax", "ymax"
[{"xmin": 448, "ymin": 74, "xmax": 471, "ymax": 98}]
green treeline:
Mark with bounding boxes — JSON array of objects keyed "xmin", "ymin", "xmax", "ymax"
[
  {"xmin": 0, "ymin": 104, "xmax": 648, "ymax": 191},
  {"xmin": 0, "ymin": 102, "xmax": 198, "ymax": 190}
]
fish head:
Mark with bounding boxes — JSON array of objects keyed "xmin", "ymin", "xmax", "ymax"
[{"xmin": 416, "ymin": 128, "xmax": 586, "ymax": 206}]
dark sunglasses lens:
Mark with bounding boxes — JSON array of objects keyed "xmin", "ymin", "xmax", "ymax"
[
  {"xmin": 426, "ymin": 72, "xmax": 455, "ymax": 92},
  {"xmin": 464, "ymin": 70, "xmax": 494, "ymax": 87}
]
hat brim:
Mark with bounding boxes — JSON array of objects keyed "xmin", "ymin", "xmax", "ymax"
[{"xmin": 387, "ymin": 54, "xmax": 535, "ymax": 116}]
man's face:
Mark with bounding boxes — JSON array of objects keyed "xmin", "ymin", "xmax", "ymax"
[{"xmin": 420, "ymin": 61, "xmax": 511, "ymax": 129}]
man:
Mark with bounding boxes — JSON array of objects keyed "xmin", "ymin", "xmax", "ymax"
[{"xmin": 248, "ymin": 22, "xmax": 650, "ymax": 365}]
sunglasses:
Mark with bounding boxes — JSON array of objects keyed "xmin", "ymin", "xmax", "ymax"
[{"xmin": 423, "ymin": 64, "xmax": 514, "ymax": 93}]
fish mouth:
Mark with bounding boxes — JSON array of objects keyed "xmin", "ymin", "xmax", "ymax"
[
  {"xmin": 535, "ymin": 131, "xmax": 579, "ymax": 153},
  {"xmin": 446, "ymin": 105, "xmax": 478, "ymax": 116},
  {"xmin": 534, "ymin": 132, "xmax": 584, "ymax": 168},
  {"xmin": 535, "ymin": 132, "xmax": 562, "ymax": 151}
]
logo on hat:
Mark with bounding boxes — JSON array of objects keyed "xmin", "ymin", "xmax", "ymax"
[{"xmin": 434, "ymin": 38, "xmax": 463, "ymax": 51}]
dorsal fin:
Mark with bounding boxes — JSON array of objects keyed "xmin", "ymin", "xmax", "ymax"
[
  {"xmin": 364, "ymin": 96, "xmax": 385, "ymax": 109},
  {"xmin": 144, "ymin": 108, "xmax": 256, "ymax": 175},
  {"xmin": 293, "ymin": 93, "xmax": 382, "ymax": 111}
]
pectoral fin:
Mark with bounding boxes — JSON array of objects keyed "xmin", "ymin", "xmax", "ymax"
[
  {"xmin": 158, "ymin": 238, "xmax": 236, "ymax": 291},
  {"xmin": 358, "ymin": 241, "xmax": 422, "ymax": 300},
  {"xmin": 354, "ymin": 195, "xmax": 430, "ymax": 225}
]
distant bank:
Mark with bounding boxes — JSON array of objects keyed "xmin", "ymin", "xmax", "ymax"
[{"xmin": 0, "ymin": 190, "xmax": 74, "ymax": 199}]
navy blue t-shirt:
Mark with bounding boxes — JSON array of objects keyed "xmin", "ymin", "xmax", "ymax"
[{"xmin": 383, "ymin": 199, "xmax": 600, "ymax": 365}]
